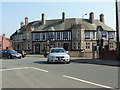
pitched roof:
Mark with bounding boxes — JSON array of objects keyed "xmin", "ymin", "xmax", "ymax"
[{"xmin": 17, "ymin": 18, "xmax": 115, "ymax": 34}]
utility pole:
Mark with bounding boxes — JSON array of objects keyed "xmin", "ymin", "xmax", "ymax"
[
  {"xmin": 116, "ymin": 0, "xmax": 120, "ymax": 60},
  {"xmin": 2, "ymin": 35, "xmax": 3, "ymax": 50}
]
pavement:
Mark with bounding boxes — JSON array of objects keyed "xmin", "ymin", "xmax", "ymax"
[
  {"xmin": 71, "ymin": 58, "xmax": 120, "ymax": 67},
  {"xmin": 26, "ymin": 54, "xmax": 120, "ymax": 67}
]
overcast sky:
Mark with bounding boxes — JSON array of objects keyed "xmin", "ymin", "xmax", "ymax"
[{"xmin": 0, "ymin": 0, "xmax": 116, "ymax": 38}]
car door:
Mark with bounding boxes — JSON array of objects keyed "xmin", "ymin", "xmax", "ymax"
[{"xmin": 2, "ymin": 50, "xmax": 8, "ymax": 58}]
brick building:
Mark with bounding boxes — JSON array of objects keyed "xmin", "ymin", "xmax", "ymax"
[
  {"xmin": 10, "ymin": 12, "xmax": 116, "ymax": 57},
  {"xmin": 0, "ymin": 34, "xmax": 13, "ymax": 50}
]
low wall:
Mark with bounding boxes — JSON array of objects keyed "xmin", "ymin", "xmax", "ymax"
[
  {"xmin": 99, "ymin": 50, "xmax": 117, "ymax": 60},
  {"xmin": 68, "ymin": 51, "xmax": 95, "ymax": 58}
]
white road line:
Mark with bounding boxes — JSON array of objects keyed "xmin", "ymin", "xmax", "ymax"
[
  {"xmin": 30, "ymin": 67, "xmax": 48, "ymax": 73},
  {"xmin": 0, "ymin": 67, "xmax": 48, "ymax": 73},
  {"xmin": 0, "ymin": 67, "xmax": 30, "ymax": 71},
  {"xmin": 63, "ymin": 75, "xmax": 114, "ymax": 89}
]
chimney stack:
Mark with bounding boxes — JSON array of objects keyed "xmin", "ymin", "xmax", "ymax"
[
  {"xmin": 41, "ymin": 13, "xmax": 46, "ymax": 25},
  {"xmin": 62, "ymin": 12, "xmax": 65, "ymax": 23},
  {"xmin": 20, "ymin": 21, "xmax": 24, "ymax": 27},
  {"xmin": 25, "ymin": 17, "xmax": 28, "ymax": 25},
  {"xmin": 89, "ymin": 12, "xmax": 94, "ymax": 24},
  {"xmin": 100, "ymin": 14, "xmax": 104, "ymax": 23}
]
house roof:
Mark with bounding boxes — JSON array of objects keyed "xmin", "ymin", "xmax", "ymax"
[{"xmin": 13, "ymin": 17, "xmax": 115, "ymax": 35}]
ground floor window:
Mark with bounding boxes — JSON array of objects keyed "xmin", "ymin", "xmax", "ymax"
[
  {"xmin": 73, "ymin": 43, "xmax": 76, "ymax": 49},
  {"xmin": 86, "ymin": 43, "xmax": 90, "ymax": 49},
  {"xmin": 57, "ymin": 43, "xmax": 61, "ymax": 47},
  {"xmin": 109, "ymin": 43, "xmax": 113, "ymax": 49}
]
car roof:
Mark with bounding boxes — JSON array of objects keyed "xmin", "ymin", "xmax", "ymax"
[
  {"xmin": 51, "ymin": 48, "xmax": 64, "ymax": 49},
  {"xmin": 2, "ymin": 49, "xmax": 13, "ymax": 50}
]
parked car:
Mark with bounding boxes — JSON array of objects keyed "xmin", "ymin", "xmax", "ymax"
[
  {"xmin": 47, "ymin": 48, "xmax": 70, "ymax": 64},
  {"xmin": 15, "ymin": 50, "xmax": 26, "ymax": 58},
  {"xmin": 2, "ymin": 49, "xmax": 22, "ymax": 59}
]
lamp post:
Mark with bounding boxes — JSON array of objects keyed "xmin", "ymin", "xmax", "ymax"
[
  {"xmin": 52, "ymin": 39, "xmax": 55, "ymax": 48},
  {"xmin": 2, "ymin": 34, "xmax": 5, "ymax": 50},
  {"xmin": 81, "ymin": 13, "xmax": 87, "ymax": 50},
  {"xmin": 80, "ymin": 14, "xmax": 87, "ymax": 57},
  {"xmin": 116, "ymin": 0, "xmax": 120, "ymax": 60},
  {"xmin": 82, "ymin": 13, "xmax": 87, "ymax": 25},
  {"xmin": 2, "ymin": 35, "xmax": 3, "ymax": 50}
]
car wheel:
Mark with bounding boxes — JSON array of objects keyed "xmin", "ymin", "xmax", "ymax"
[
  {"xmin": 18, "ymin": 56, "xmax": 21, "ymax": 59},
  {"xmin": 8, "ymin": 55, "xmax": 12, "ymax": 59},
  {"xmin": 47, "ymin": 59, "xmax": 50, "ymax": 63},
  {"xmin": 66, "ymin": 61, "xmax": 70, "ymax": 64}
]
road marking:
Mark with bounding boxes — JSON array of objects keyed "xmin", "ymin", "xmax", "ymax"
[
  {"xmin": 0, "ymin": 67, "xmax": 48, "ymax": 73},
  {"xmin": 0, "ymin": 67, "xmax": 30, "ymax": 71},
  {"xmin": 63, "ymin": 75, "xmax": 114, "ymax": 89},
  {"xmin": 30, "ymin": 67, "xmax": 48, "ymax": 73}
]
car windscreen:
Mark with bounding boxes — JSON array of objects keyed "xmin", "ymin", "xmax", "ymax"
[
  {"xmin": 50, "ymin": 49, "xmax": 65, "ymax": 53},
  {"xmin": 8, "ymin": 50, "xmax": 17, "ymax": 53}
]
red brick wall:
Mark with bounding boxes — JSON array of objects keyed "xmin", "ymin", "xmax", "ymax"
[
  {"xmin": 99, "ymin": 49, "xmax": 117, "ymax": 60},
  {"xmin": 0, "ymin": 35, "xmax": 13, "ymax": 50}
]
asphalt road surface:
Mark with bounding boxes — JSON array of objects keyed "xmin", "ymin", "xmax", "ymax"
[{"xmin": 0, "ymin": 57, "xmax": 119, "ymax": 89}]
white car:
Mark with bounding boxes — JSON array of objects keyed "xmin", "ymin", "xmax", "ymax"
[{"xmin": 47, "ymin": 48, "xmax": 70, "ymax": 64}]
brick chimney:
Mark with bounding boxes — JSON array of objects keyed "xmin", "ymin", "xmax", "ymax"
[
  {"xmin": 25, "ymin": 17, "xmax": 28, "ymax": 25},
  {"xmin": 20, "ymin": 21, "xmax": 24, "ymax": 27},
  {"xmin": 89, "ymin": 12, "xmax": 94, "ymax": 24},
  {"xmin": 41, "ymin": 13, "xmax": 46, "ymax": 25},
  {"xmin": 100, "ymin": 14, "xmax": 104, "ymax": 23},
  {"xmin": 62, "ymin": 12, "xmax": 65, "ymax": 23}
]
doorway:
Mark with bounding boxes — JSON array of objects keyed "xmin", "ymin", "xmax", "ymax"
[
  {"xmin": 63, "ymin": 43, "xmax": 69, "ymax": 51},
  {"xmin": 35, "ymin": 44, "xmax": 40, "ymax": 54}
]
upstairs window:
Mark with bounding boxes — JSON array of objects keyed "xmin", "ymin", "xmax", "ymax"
[
  {"xmin": 63, "ymin": 31, "xmax": 68, "ymax": 40},
  {"xmin": 27, "ymin": 32, "xmax": 31, "ymax": 40},
  {"xmin": 85, "ymin": 31, "xmax": 90, "ymax": 39},
  {"xmin": 57, "ymin": 32, "xmax": 60, "ymax": 40},
  {"xmin": 42, "ymin": 33, "xmax": 45, "ymax": 40},
  {"xmin": 108, "ymin": 32, "xmax": 114, "ymax": 39},
  {"xmin": 93, "ymin": 32, "xmax": 96, "ymax": 39}
]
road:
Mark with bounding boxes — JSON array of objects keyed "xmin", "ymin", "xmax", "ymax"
[{"xmin": 0, "ymin": 56, "xmax": 119, "ymax": 89}]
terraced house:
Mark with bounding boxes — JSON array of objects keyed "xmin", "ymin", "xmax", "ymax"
[{"xmin": 10, "ymin": 12, "xmax": 116, "ymax": 57}]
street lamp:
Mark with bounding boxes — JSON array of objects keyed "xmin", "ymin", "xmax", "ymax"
[
  {"xmin": 116, "ymin": 0, "xmax": 120, "ymax": 60},
  {"xmin": 82, "ymin": 13, "xmax": 87, "ymax": 25},
  {"xmin": 2, "ymin": 35, "xmax": 3, "ymax": 50},
  {"xmin": 81, "ymin": 13, "xmax": 88, "ymax": 50},
  {"xmin": 52, "ymin": 39, "xmax": 55, "ymax": 48},
  {"xmin": 2, "ymin": 34, "xmax": 5, "ymax": 50}
]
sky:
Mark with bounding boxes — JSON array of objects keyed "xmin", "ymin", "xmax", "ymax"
[{"xmin": 0, "ymin": 0, "xmax": 116, "ymax": 38}]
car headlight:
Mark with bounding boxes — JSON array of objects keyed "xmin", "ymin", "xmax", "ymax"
[
  {"xmin": 51, "ymin": 56, "xmax": 56, "ymax": 58},
  {"xmin": 64, "ymin": 56, "xmax": 69, "ymax": 58},
  {"xmin": 11, "ymin": 54, "xmax": 15, "ymax": 56}
]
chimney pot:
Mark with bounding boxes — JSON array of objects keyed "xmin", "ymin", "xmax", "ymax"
[
  {"xmin": 20, "ymin": 21, "xmax": 24, "ymax": 28},
  {"xmin": 62, "ymin": 12, "xmax": 65, "ymax": 23},
  {"xmin": 100, "ymin": 14, "xmax": 104, "ymax": 23},
  {"xmin": 41, "ymin": 13, "xmax": 46, "ymax": 25},
  {"xmin": 25, "ymin": 17, "xmax": 28, "ymax": 25},
  {"xmin": 89, "ymin": 12, "xmax": 94, "ymax": 24}
]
